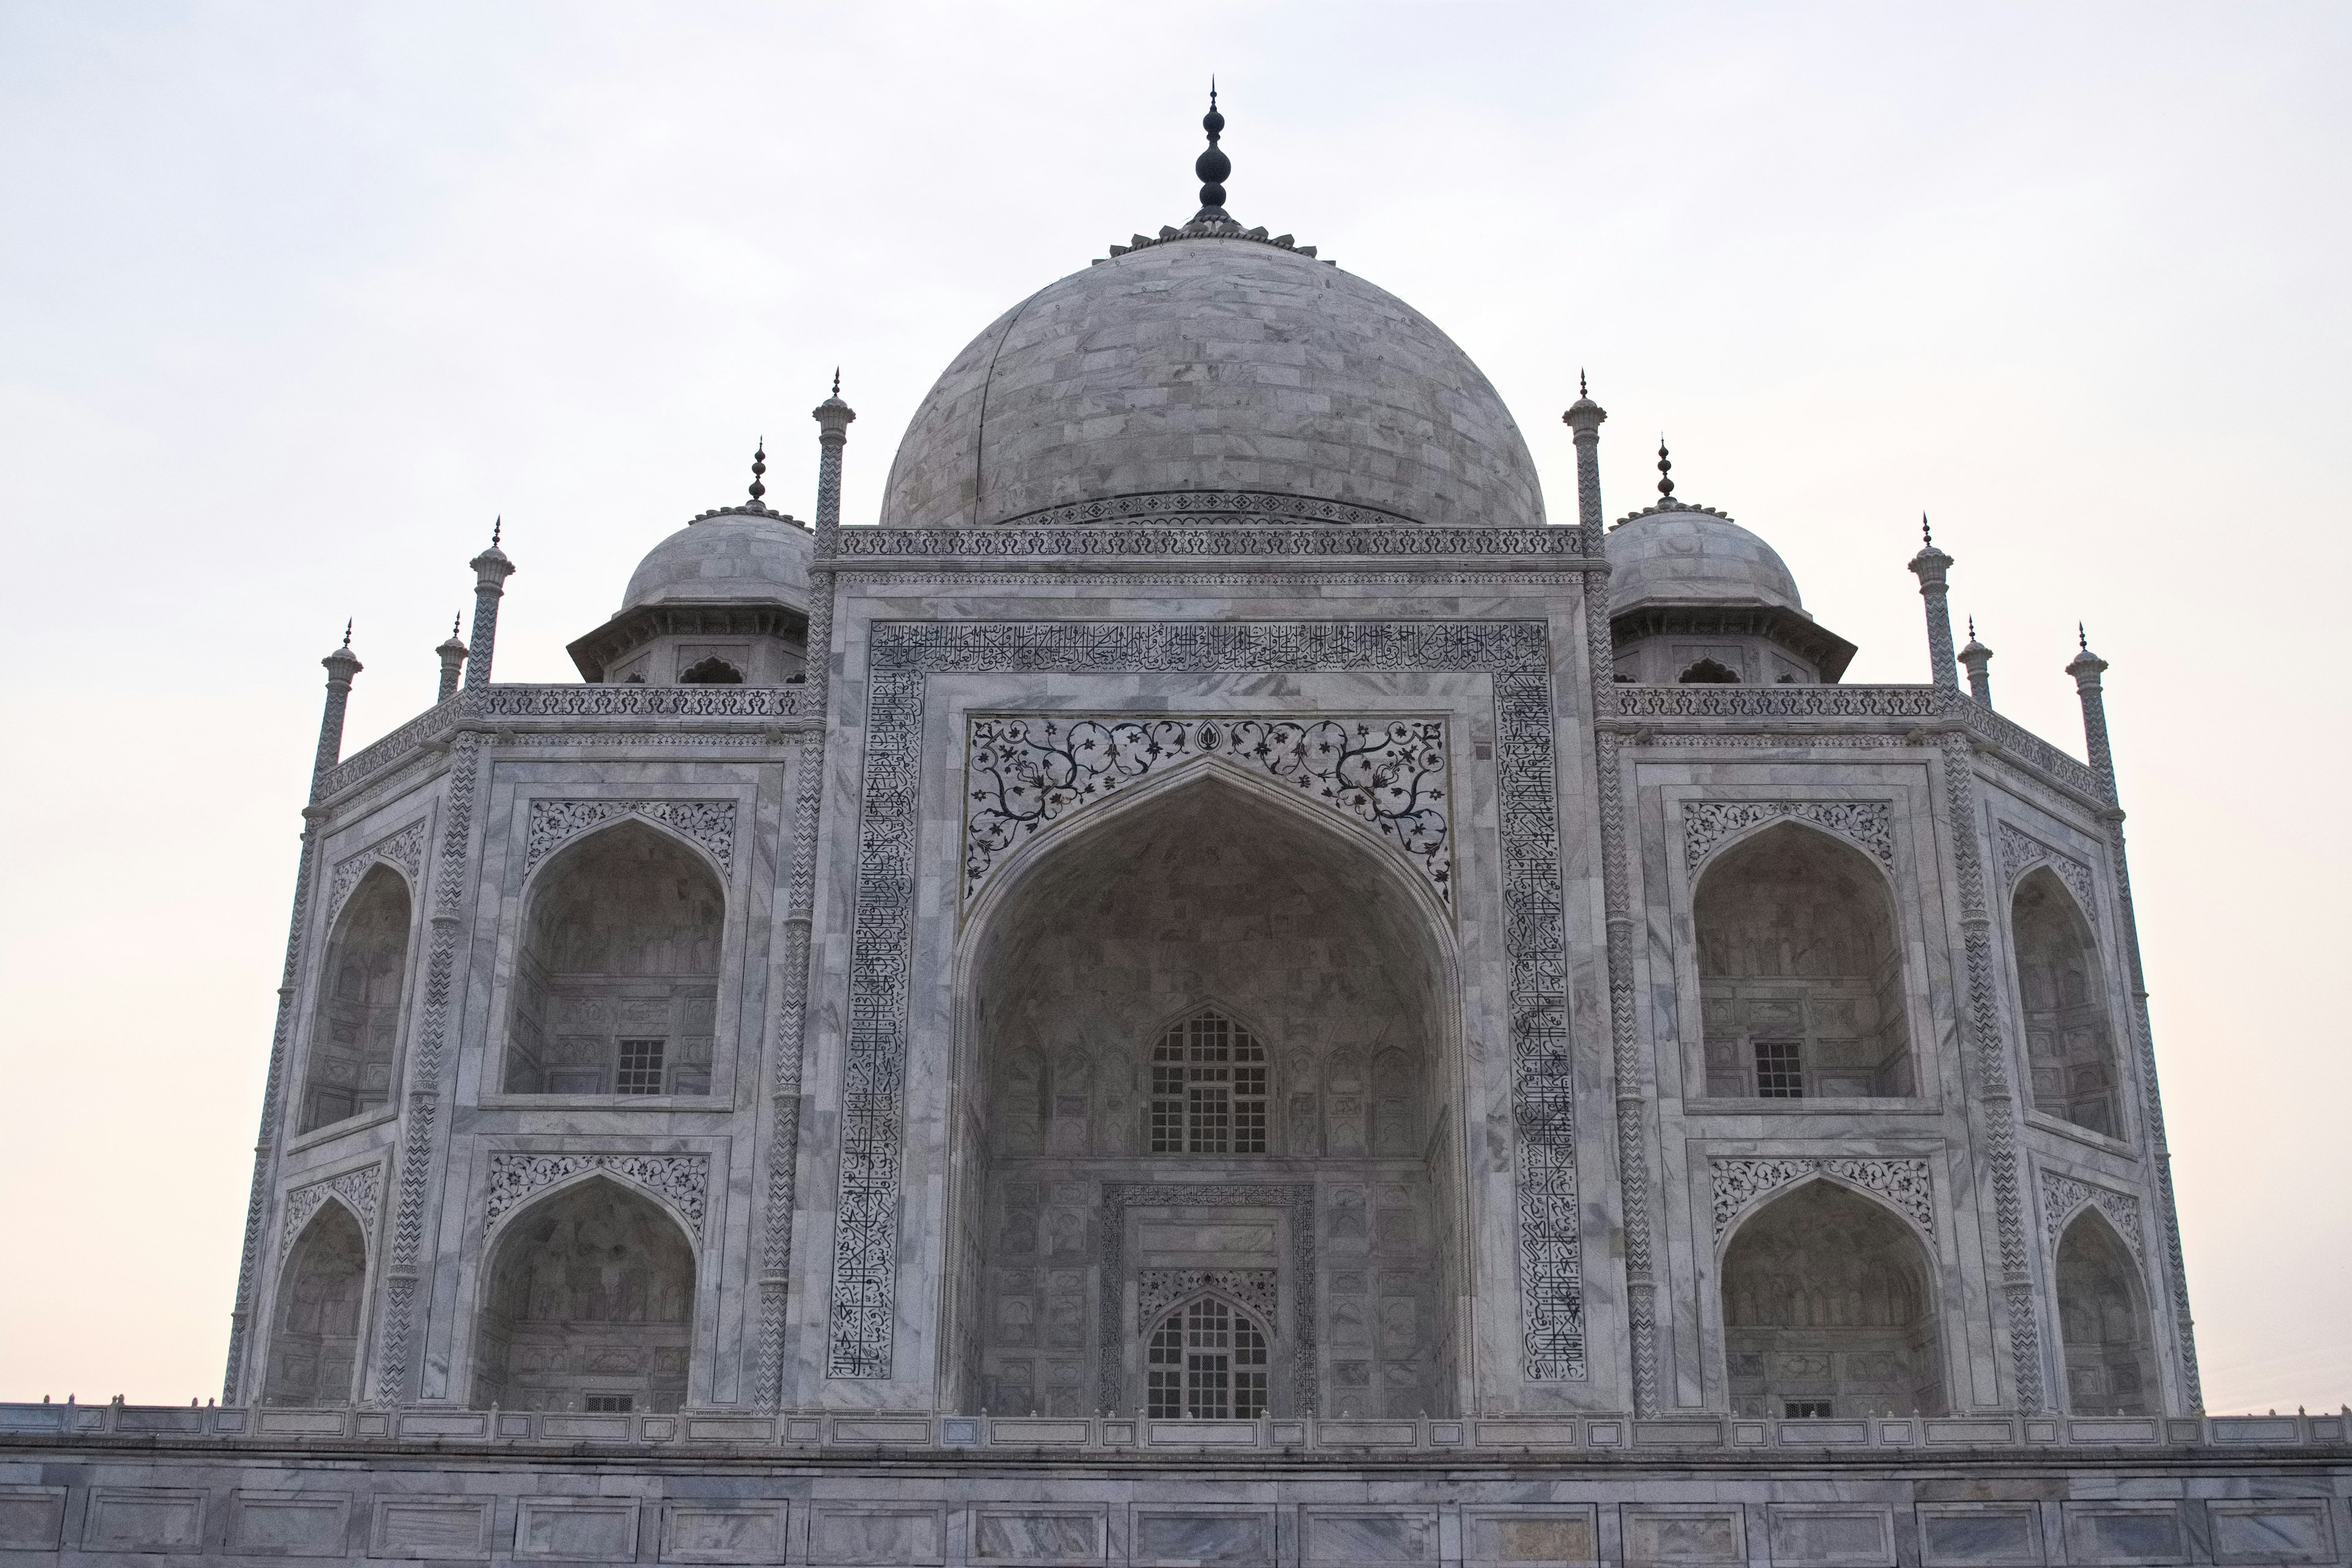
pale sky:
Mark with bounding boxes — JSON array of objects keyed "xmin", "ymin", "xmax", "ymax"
[{"xmin": 2, "ymin": 2, "xmax": 2345, "ymax": 1413}]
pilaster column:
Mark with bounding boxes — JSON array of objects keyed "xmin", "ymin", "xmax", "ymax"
[
  {"xmin": 464, "ymin": 525, "xmax": 514, "ymax": 690},
  {"xmin": 1909, "ymin": 519, "xmax": 1960, "ymax": 692}
]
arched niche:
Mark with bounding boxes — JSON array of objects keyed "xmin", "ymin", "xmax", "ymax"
[
  {"xmin": 2011, "ymin": 869, "xmax": 2123, "ymax": 1137},
  {"xmin": 1721, "ymin": 1180, "xmax": 1946, "ymax": 1417},
  {"xmin": 470, "ymin": 1177, "xmax": 695, "ymax": 1413},
  {"xmin": 505, "ymin": 820, "xmax": 723, "ymax": 1096},
  {"xmin": 300, "ymin": 865, "xmax": 412, "ymax": 1133},
  {"xmin": 264, "ymin": 1202, "xmax": 368, "ymax": 1406},
  {"xmin": 1145, "ymin": 1293, "xmax": 1273, "ymax": 1419},
  {"xmin": 2054, "ymin": 1210, "xmax": 2157, "ymax": 1415},
  {"xmin": 954, "ymin": 771, "xmax": 1461, "ymax": 1419},
  {"xmin": 1696, "ymin": 822, "xmax": 1913, "ymax": 1099}
]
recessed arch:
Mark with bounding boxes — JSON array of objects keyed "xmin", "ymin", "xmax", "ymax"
[
  {"xmin": 1695, "ymin": 820, "xmax": 1914, "ymax": 1099},
  {"xmin": 948, "ymin": 767, "xmax": 1464, "ymax": 1419},
  {"xmin": 299, "ymin": 862, "xmax": 413, "ymax": 1134},
  {"xmin": 2054, "ymin": 1207, "xmax": 2157, "ymax": 1415},
  {"xmin": 1679, "ymin": 657, "xmax": 1741, "ymax": 684},
  {"xmin": 505, "ymin": 818, "xmax": 723, "ymax": 1096},
  {"xmin": 264, "ymin": 1200, "xmax": 369, "ymax": 1406},
  {"xmin": 470, "ymin": 1175, "xmax": 696, "ymax": 1414},
  {"xmin": 2011, "ymin": 867, "xmax": 2124, "ymax": 1137},
  {"xmin": 1145, "ymin": 1291, "xmax": 1275, "ymax": 1419},
  {"xmin": 1719, "ymin": 1178, "xmax": 1947, "ymax": 1417}
]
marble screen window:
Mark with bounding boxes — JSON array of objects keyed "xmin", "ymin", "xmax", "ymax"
[{"xmin": 1146, "ymin": 1297, "xmax": 1270, "ymax": 1419}]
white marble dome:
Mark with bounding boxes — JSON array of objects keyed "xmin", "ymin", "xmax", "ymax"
[
  {"xmin": 877, "ymin": 235, "xmax": 1546, "ymax": 529},
  {"xmin": 1605, "ymin": 504, "xmax": 1803, "ymax": 615},
  {"xmin": 622, "ymin": 510, "xmax": 811, "ymax": 610}
]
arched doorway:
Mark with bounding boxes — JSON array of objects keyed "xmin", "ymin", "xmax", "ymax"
[
  {"xmin": 265, "ymin": 1202, "xmax": 368, "ymax": 1405},
  {"xmin": 2054, "ymin": 1210, "xmax": 2157, "ymax": 1415},
  {"xmin": 470, "ymin": 1178, "xmax": 695, "ymax": 1413},
  {"xmin": 300, "ymin": 865, "xmax": 412, "ymax": 1133},
  {"xmin": 1721, "ymin": 1180, "xmax": 1945, "ymax": 1417},
  {"xmin": 954, "ymin": 773, "xmax": 1461, "ymax": 1419},
  {"xmin": 505, "ymin": 821, "xmax": 723, "ymax": 1097},
  {"xmin": 1696, "ymin": 823, "xmax": 1914, "ymax": 1099},
  {"xmin": 2011, "ymin": 869, "xmax": 2123, "ymax": 1137}
]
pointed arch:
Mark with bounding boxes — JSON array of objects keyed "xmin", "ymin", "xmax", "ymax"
[
  {"xmin": 299, "ymin": 862, "xmax": 414, "ymax": 1134},
  {"xmin": 1719, "ymin": 1178, "xmax": 1946, "ymax": 1418},
  {"xmin": 2054, "ymin": 1207, "xmax": 2158, "ymax": 1415},
  {"xmin": 505, "ymin": 817, "xmax": 723, "ymax": 1096},
  {"xmin": 1695, "ymin": 819, "xmax": 1914, "ymax": 1099},
  {"xmin": 1144, "ymin": 1292, "xmax": 1275, "ymax": 1419},
  {"xmin": 470, "ymin": 1175, "xmax": 696, "ymax": 1414},
  {"xmin": 264, "ymin": 1200, "xmax": 370, "ymax": 1406},
  {"xmin": 1147, "ymin": 1002, "xmax": 1271, "ymax": 1156},
  {"xmin": 2010, "ymin": 866, "xmax": 2124, "ymax": 1137}
]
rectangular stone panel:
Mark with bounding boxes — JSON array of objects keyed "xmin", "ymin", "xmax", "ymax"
[
  {"xmin": 232, "ymin": 1493, "xmax": 353, "ymax": 1558},
  {"xmin": 657, "ymin": 1502, "xmax": 786, "ymax": 1564},
  {"xmin": 682, "ymin": 1417, "xmax": 777, "ymax": 1444},
  {"xmin": 370, "ymin": 1496, "xmax": 494, "ymax": 1560},
  {"xmin": 2209, "ymin": 1501, "xmax": 2335, "ymax": 1565},
  {"xmin": 987, "ymin": 1417, "xmax": 1093, "ymax": 1446},
  {"xmin": 1473, "ymin": 1419, "xmax": 1580, "ymax": 1447},
  {"xmin": 394, "ymin": 1412, "xmax": 490, "ymax": 1439},
  {"xmin": 1314, "ymin": 1419, "xmax": 1420, "ymax": 1448},
  {"xmin": 115, "ymin": 1407, "xmax": 206, "ymax": 1433},
  {"xmin": 1921, "ymin": 1419, "xmax": 2018, "ymax": 1446},
  {"xmin": 1623, "ymin": 1507, "xmax": 1745, "ymax": 1567},
  {"xmin": 1303, "ymin": 1508, "xmax": 1438, "ymax": 1565},
  {"xmin": 1131, "ymin": 1507, "xmax": 1277, "ymax": 1567},
  {"xmin": 1768, "ymin": 1507, "xmax": 1896, "ymax": 1568},
  {"xmin": 1145, "ymin": 1419, "xmax": 1259, "ymax": 1447},
  {"xmin": 515, "ymin": 1498, "xmax": 641, "ymax": 1561},
  {"xmin": 1464, "ymin": 1507, "xmax": 1599, "ymax": 1566},
  {"xmin": 828, "ymin": 1416, "xmax": 934, "ymax": 1445},
  {"xmin": 2065, "ymin": 1418, "xmax": 2161, "ymax": 1445},
  {"xmin": 1777, "ymin": 1421, "xmax": 1872, "ymax": 1447},
  {"xmin": 2062, "ymin": 1504, "xmax": 2186, "ymax": 1566},
  {"xmin": 971, "ymin": 1507, "xmax": 1106, "ymax": 1565},
  {"xmin": 540, "ymin": 1415, "xmax": 635, "ymax": 1443},
  {"xmin": 257, "ymin": 1409, "xmax": 352, "ymax": 1436},
  {"xmin": 809, "ymin": 1504, "xmax": 946, "ymax": 1566},
  {"xmin": 84, "ymin": 1488, "xmax": 206, "ymax": 1554},
  {"xmin": 2210, "ymin": 1417, "xmax": 2304, "ymax": 1445},
  {"xmin": 1917, "ymin": 1505, "xmax": 2043, "ymax": 1567},
  {"xmin": 0, "ymin": 1487, "xmax": 66, "ymax": 1551},
  {"xmin": 1634, "ymin": 1419, "xmax": 1726, "ymax": 1447}
]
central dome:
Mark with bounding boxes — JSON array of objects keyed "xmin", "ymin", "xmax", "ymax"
[{"xmin": 878, "ymin": 236, "xmax": 1545, "ymax": 529}]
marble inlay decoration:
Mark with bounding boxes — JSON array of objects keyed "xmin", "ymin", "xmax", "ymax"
[
  {"xmin": 1709, "ymin": 1157, "xmax": 1936, "ymax": 1240},
  {"xmin": 1137, "ymin": 1268, "xmax": 1279, "ymax": 1332},
  {"xmin": 830, "ymin": 621, "xmax": 1581, "ymax": 1384},
  {"xmin": 279, "ymin": 1166, "xmax": 383, "ymax": 1261},
  {"xmin": 2040, "ymin": 1169, "xmax": 2143, "ymax": 1263},
  {"xmin": 1099, "ymin": 1184, "xmax": 1315, "ymax": 1414},
  {"xmin": 484, "ymin": 1153, "xmax": 709, "ymax": 1238},
  {"xmin": 327, "ymin": 820, "xmax": 428, "ymax": 923},
  {"xmin": 1683, "ymin": 801, "xmax": 1894, "ymax": 870},
  {"xmin": 522, "ymin": 799, "xmax": 736, "ymax": 878},
  {"xmin": 1997, "ymin": 822, "xmax": 2100, "ymax": 923},
  {"xmin": 963, "ymin": 715, "xmax": 1452, "ymax": 911}
]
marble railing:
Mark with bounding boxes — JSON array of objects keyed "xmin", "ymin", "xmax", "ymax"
[{"xmin": 4, "ymin": 1403, "xmax": 2340, "ymax": 1455}]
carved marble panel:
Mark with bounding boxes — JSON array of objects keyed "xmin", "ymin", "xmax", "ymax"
[
  {"xmin": 1997, "ymin": 823, "xmax": 2100, "ymax": 924},
  {"xmin": 1683, "ymin": 801, "xmax": 1894, "ymax": 870},
  {"xmin": 522, "ymin": 799, "xmax": 736, "ymax": 878},
  {"xmin": 2040, "ymin": 1170, "xmax": 2143, "ymax": 1263},
  {"xmin": 327, "ymin": 821, "xmax": 428, "ymax": 923},
  {"xmin": 1710, "ymin": 1157, "xmax": 1936, "ymax": 1241},
  {"xmin": 484, "ymin": 1152, "xmax": 709, "ymax": 1238},
  {"xmin": 280, "ymin": 1166, "xmax": 383, "ymax": 1260}
]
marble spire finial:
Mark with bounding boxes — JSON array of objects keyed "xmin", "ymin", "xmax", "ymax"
[
  {"xmin": 1656, "ymin": 438, "xmax": 1675, "ymax": 500},
  {"xmin": 1194, "ymin": 82, "xmax": 1231, "ymax": 221},
  {"xmin": 341, "ymin": 618, "xmax": 352, "ymax": 649},
  {"xmin": 749, "ymin": 437, "xmax": 767, "ymax": 505}
]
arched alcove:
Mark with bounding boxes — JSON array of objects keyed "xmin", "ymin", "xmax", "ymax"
[
  {"xmin": 471, "ymin": 1178, "xmax": 695, "ymax": 1413},
  {"xmin": 2012, "ymin": 870, "xmax": 2123, "ymax": 1137},
  {"xmin": 505, "ymin": 821, "xmax": 723, "ymax": 1096},
  {"xmin": 1146, "ymin": 1294, "xmax": 1273, "ymax": 1418},
  {"xmin": 1696, "ymin": 823, "xmax": 1913, "ymax": 1098},
  {"xmin": 300, "ymin": 865, "xmax": 412, "ymax": 1133},
  {"xmin": 1721, "ymin": 1181, "xmax": 1945, "ymax": 1417},
  {"xmin": 956, "ymin": 774, "xmax": 1460, "ymax": 1419},
  {"xmin": 2055, "ymin": 1210, "xmax": 2157, "ymax": 1415},
  {"xmin": 1679, "ymin": 658, "xmax": 1740, "ymax": 684},
  {"xmin": 264, "ymin": 1203, "xmax": 368, "ymax": 1406}
]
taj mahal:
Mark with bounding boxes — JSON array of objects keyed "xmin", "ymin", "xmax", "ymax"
[{"xmin": 3, "ymin": 99, "xmax": 2345, "ymax": 1568}]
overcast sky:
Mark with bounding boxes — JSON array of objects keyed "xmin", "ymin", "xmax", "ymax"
[{"xmin": 2, "ymin": 2, "xmax": 2346, "ymax": 1413}]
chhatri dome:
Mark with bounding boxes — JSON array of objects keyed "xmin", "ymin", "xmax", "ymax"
[{"xmin": 879, "ymin": 93, "xmax": 1545, "ymax": 530}]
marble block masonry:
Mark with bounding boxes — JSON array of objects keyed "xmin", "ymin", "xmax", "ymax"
[{"xmin": 6, "ymin": 95, "xmax": 2344, "ymax": 1567}]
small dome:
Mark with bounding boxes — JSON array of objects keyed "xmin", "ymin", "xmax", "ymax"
[
  {"xmin": 622, "ymin": 510, "xmax": 810, "ymax": 611},
  {"xmin": 879, "ymin": 236, "xmax": 1545, "ymax": 529},
  {"xmin": 1605, "ymin": 504, "xmax": 1803, "ymax": 616}
]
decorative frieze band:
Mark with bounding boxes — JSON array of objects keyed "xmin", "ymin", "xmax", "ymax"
[
  {"xmin": 327, "ymin": 821, "xmax": 429, "ymax": 922},
  {"xmin": 523, "ymin": 799, "xmax": 736, "ymax": 878},
  {"xmin": 1138, "ymin": 1268, "xmax": 1280, "ymax": 1331},
  {"xmin": 964, "ymin": 715, "xmax": 1452, "ymax": 912},
  {"xmin": 827, "ymin": 522, "xmax": 1596, "ymax": 562},
  {"xmin": 1682, "ymin": 800, "xmax": 1894, "ymax": 870},
  {"xmin": 1997, "ymin": 823, "xmax": 2100, "ymax": 922},
  {"xmin": 484, "ymin": 1153, "xmax": 710, "ymax": 1238},
  {"xmin": 2040, "ymin": 1169, "xmax": 2143, "ymax": 1263},
  {"xmin": 1709, "ymin": 1156, "xmax": 1936, "ymax": 1240},
  {"xmin": 280, "ymin": 1166, "xmax": 383, "ymax": 1260}
]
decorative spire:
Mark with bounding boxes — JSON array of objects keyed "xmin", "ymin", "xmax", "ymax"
[
  {"xmin": 1958, "ymin": 614, "xmax": 1995, "ymax": 708},
  {"xmin": 2066, "ymin": 625, "xmax": 2116, "ymax": 801},
  {"xmin": 1907, "ymin": 515, "xmax": 1959, "ymax": 692},
  {"xmin": 831, "ymin": 366, "xmax": 841, "ymax": 398},
  {"xmin": 467, "ymin": 521, "xmax": 517, "ymax": 690},
  {"xmin": 435, "ymin": 612, "xmax": 469, "ymax": 703},
  {"xmin": 1656, "ymin": 438, "xmax": 1675, "ymax": 500},
  {"xmin": 1580, "ymin": 368, "xmax": 1588, "ymax": 397},
  {"xmin": 1922, "ymin": 513, "xmax": 1934, "ymax": 548},
  {"xmin": 1194, "ymin": 81, "xmax": 1231, "ymax": 221},
  {"xmin": 749, "ymin": 438, "xmax": 767, "ymax": 506},
  {"xmin": 491, "ymin": 515, "xmax": 502, "ymax": 548},
  {"xmin": 341, "ymin": 618, "xmax": 353, "ymax": 649},
  {"xmin": 314, "ymin": 624, "xmax": 364, "ymax": 779},
  {"xmin": 2078, "ymin": 620, "xmax": 2089, "ymax": 650}
]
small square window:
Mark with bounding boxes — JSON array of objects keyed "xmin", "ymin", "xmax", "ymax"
[
  {"xmin": 616, "ymin": 1039, "xmax": 666, "ymax": 1096},
  {"xmin": 583, "ymin": 1393, "xmax": 634, "ymax": 1413},
  {"xmin": 1784, "ymin": 1399, "xmax": 1833, "ymax": 1419},
  {"xmin": 1754, "ymin": 1038, "xmax": 1804, "ymax": 1099}
]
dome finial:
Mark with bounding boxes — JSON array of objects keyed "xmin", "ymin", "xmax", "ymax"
[
  {"xmin": 749, "ymin": 437, "xmax": 767, "ymax": 505},
  {"xmin": 2078, "ymin": 620, "xmax": 2088, "ymax": 650},
  {"xmin": 831, "ymin": 366, "xmax": 841, "ymax": 398},
  {"xmin": 1194, "ymin": 80, "xmax": 1231, "ymax": 220},
  {"xmin": 1656, "ymin": 437, "xmax": 1675, "ymax": 500},
  {"xmin": 1921, "ymin": 512, "xmax": 1932, "ymax": 547},
  {"xmin": 342, "ymin": 618, "xmax": 352, "ymax": 649},
  {"xmin": 1580, "ymin": 368, "xmax": 1588, "ymax": 397}
]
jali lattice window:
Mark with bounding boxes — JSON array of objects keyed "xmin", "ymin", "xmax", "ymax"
[
  {"xmin": 1150, "ymin": 1009, "xmax": 1267, "ymax": 1154},
  {"xmin": 1753, "ymin": 1038, "xmax": 1804, "ymax": 1098},
  {"xmin": 616, "ymin": 1039, "xmax": 667, "ymax": 1096},
  {"xmin": 1146, "ymin": 1297, "xmax": 1269, "ymax": 1419}
]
